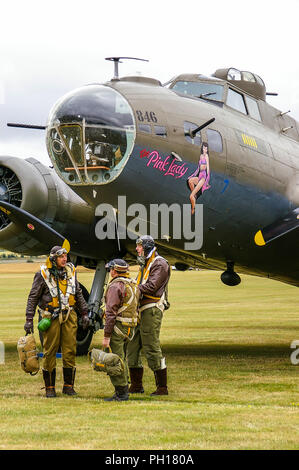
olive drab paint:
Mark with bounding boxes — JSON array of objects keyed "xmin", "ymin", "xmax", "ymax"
[{"xmin": 1, "ymin": 62, "xmax": 298, "ymax": 290}]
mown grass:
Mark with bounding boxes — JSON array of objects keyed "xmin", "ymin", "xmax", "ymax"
[{"xmin": 0, "ymin": 264, "xmax": 298, "ymax": 450}]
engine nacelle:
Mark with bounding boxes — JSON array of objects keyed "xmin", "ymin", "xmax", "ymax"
[{"xmin": 0, "ymin": 155, "xmax": 93, "ymax": 255}]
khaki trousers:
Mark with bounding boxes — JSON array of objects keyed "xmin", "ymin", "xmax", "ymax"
[
  {"xmin": 42, "ymin": 309, "xmax": 77, "ymax": 372},
  {"xmin": 108, "ymin": 322, "xmax": 134, "ymax": 388},
  {"xmin": 127, "ymin": 306, "xmax": 163, "ymax": 371}
]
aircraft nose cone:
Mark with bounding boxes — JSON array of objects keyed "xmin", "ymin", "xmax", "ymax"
[
  {"xmin": 47, "ymin": 84, "xmax": 135, "ymax": 128},
  {"xmin": 46, "ymin": 84, "xmax": 136, "ymax": 186}
]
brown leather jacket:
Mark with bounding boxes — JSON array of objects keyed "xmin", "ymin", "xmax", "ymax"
[
  {"xmin": 104, "ymin": 279, "xmax": 126, "ymax": 338},
  {"xmin": 26, "ymin": 270, "xmax": 88, "ymax": 319},
  {"xmin": 139, "ymin": 255, "xmax": 170, "ymax": 307}
]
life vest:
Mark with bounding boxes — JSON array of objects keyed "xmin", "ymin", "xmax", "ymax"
[
  {"xmin": 137, "ymin": 249, "xmax": 170, "ymax": 313},
  {"xmin": 40, "ymin": 263, "xmax": 76, "ymax": 311},
  {"xmin": 108, "ymin": 276, "xmax": 139, "ymax": 326},
  {"xmin": 137, "ymin": 249, "xmax": 165, "ymax": 285}
]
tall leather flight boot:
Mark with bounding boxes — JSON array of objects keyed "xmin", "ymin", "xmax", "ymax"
[
  {"xmin": 62, "ymin": 367, "xmax": 77, "ymax": 396},
  {"xmin": 42, "ymin": 368, "xmax": 56, "ymax": 398},
  {"xmin": 128, "ymin": 367, "xmax": 144, "ymax": 394},
  {"xmin": 151, "ymin": 368, "xmax": 168, "ymax": 396},
  {"xmin": 104, "ymin": 385, "xmax": 129, "ymax": 402}
]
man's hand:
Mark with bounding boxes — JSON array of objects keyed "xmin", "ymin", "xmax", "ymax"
[
  {"xmin": 24, "ymin": 319, "xmax": 34, "ymax": 334},
  {"xmin": 102, "ymin": 336, "xmax": 110, "ymax": 349},
  {"xmin": 81, "ymin": 313, "xmax": 90, "ymax": 330}
]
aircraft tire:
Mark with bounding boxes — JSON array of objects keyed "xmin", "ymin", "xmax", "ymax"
[{"xmin": 76, "ymin": 327, "xmax": 93, "ymax": 356}]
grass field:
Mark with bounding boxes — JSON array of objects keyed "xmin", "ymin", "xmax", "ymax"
[{"xmin": 0, "ymin": 262, "xmax": 298, "ymax": 450}]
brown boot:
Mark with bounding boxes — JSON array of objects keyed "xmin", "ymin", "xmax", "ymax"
[
  {"xmin": 151, "ymin": 368, "xmax": 168, "ymax": 396},
  {"xmin": 62, "ymin": 367, "xmax": 77, "ymax": 396},
  {"xmin": 128, "ymin": 368, "xmax": 144, "ymax": 394},
  {"xmin": 104, "ymin": 385, "xmax": 129, "ymax": 402},
  {"xmin": 42, "ymin": 368, "xmax": 56, "ymax": 398}
]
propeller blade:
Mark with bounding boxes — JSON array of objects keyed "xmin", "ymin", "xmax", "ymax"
[
  {"xmin": 254, "ymin": 208, "xmax": 299, "ymax": 246},
  {"xmin": 0, "ymin": 201, "xmax": 70, "ymax": 252}
]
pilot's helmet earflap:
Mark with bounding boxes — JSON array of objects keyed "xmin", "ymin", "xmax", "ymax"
[{"xmin": 136, "ymin": 235, "xmax": 155, "ymax": 256}]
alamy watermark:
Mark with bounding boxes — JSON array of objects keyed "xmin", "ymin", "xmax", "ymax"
[
  {"xmin": 0, "ymin": 341, "xmax": 4, "ymax": 364},
  {"xmin": 290, "ymin": 340, "xmax": 299, "ymax": 365},
  {"xmin": 95, "ymin": 196, "xmax": 203, "ymax": 251}
]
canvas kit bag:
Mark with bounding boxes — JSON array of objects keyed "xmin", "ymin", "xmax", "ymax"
[
  {"xmin": 17, "ymin": 334, "xmax": 40, "ymax": 376},
  {"xmin": 89, "ymin": 347, "xmax": 124, "ymax": 377}
]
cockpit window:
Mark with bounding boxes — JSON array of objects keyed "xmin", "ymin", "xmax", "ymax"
[
  {"xmin": 245, "ymin": 95, "xmax": 261, "ymax": 121},
  {"xmin": 171, "ymin": 81, "xmax": 223, "ymax": 102},
  {"xmin": 226, "ymin": 88, "xmax": 247, "ymax": 114},
  {"xmin": 227, "ymin": 68, "xmax": 242, "ymax": 81},
  {"xmin": 242, "ymin": 71, "xmax": 255, "ymax": 82},
  {"xmin": 255, "ymin": 75, "xmax": 265, "ymax": 86},
  {"xmin": 46, "ymin": 85, "xmax": 135, "ymax": 185}
]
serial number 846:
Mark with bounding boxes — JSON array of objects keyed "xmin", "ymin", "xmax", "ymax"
[{"xmin": 136, "ymin": 110, "xmax": 158, "ymax": 123}]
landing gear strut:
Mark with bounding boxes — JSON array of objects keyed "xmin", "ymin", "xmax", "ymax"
[
  {"xmin": 220, "ymin": 261, "xmax": 241, "ymax": 286},
  {"xmin": 76, "ymin": 260, "xmax": 109, "ymax": 355},
  {"xmin": 87, "ymin": 260, "xmax": 109, "ymax": 332}
]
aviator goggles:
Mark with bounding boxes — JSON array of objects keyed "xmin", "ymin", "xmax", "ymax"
[
  {"xmin": 105, "ymin": 259, "xmax": 129, "ymax": 272},
  {"xmin": 52, "ymin": 248, "xmax": 68, "ymax": 257}
]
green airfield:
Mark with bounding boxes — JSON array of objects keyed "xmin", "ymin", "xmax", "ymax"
[{"xmin": 0, "ymin": 266, "xmax": 298, "ymax": 450}]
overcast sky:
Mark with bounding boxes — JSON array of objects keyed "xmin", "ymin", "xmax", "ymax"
[{"xmin": 0, "ymin": 0, "xmax": 299, "ymax": 165}]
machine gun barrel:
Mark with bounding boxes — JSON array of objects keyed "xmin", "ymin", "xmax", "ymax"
[{"xmin": 7, "ymin": 122, "xmax": 47, "ymax": 130}]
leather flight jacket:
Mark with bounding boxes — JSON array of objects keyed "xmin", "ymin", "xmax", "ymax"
[
  {"xmin": 137, "ymin": 249, "xmax": 170, "ymax": 311},
  {"xmin": 26, "ymin": 263, "xmax": 88, "ymax": 321},
  {"xmin": 104, "ymin": 275, "xmax": 139, "ymax": 338}
]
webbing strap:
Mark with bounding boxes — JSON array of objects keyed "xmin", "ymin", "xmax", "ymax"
[{"xmin": 113, "ymin": 325, "xmax": 135, "ymax": 342}]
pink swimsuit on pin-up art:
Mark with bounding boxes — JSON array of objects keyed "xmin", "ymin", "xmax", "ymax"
[{"xmin": 187, "ymin": 142, "xmax": 211, "ymax": 214}]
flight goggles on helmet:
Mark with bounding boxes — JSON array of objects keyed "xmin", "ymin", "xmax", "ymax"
[
  {"xmin": 105, "ymin": 258, "xmax": 129, "ymax": 273},
  {"xmin": 49, "ymin": 246, "xmax": 68, "ymax": 259}
]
